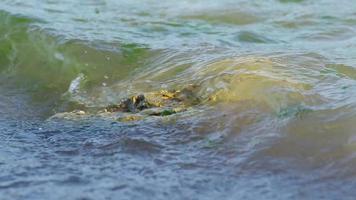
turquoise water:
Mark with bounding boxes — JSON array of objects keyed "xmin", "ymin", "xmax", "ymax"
[{"xmin": 1, "ymin": 0, "xmax": 356, "ymax": 199}]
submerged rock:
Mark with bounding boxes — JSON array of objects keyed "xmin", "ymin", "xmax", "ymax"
[
  {"xmin": 117, "ymin": 114, "xmax": 144, "ymax": 122},
  {"xmin": 48, "ymin": 109, "xmax": 89, "ymax": 120},
  {"xmin": 105, "ymin": 94, "xmax": 150, "ymax": 113},
  {"xmin": 140, "ymin": 107, "xmax": 186, "ymax": 116},
  {"xmin": 50, "ymin": 85, "xmax": 201, "ymax": 122},
  {"xmin": 104, "ymin": 84, "xmax": 201, "ymax": 116}
]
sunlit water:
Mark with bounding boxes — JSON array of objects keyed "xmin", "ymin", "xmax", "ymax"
[{"xmin": 1, "ymin": 0, "xmax": 356, "ymax": 199}]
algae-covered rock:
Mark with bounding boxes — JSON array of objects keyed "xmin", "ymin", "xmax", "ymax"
[
  {"xmin": 160, "ymin": 109, "xmax": 176, "ymax": 116},
  {"xmin": 140, "ymin": 107, "xmax": 168, "ymax": 116},
  {"xmin": 105, "ymin": 94, "xmax": 150, "ymax": 113},
  {"xmin": 140, "ymin": 107, "xmax": 185, "ymax": 116},
  {"xmin": 173, "ymin": 84, "xmax": 201, "ymax": 105},
  {"xmin": 104, "ymin": 85, "xmax": 201, "ymax": 117},
  {"xmin": 48, "ymin": 110, "xmax": 89, "ymax": 120},
  {"xmin": 52, "ymin": 85, "xmax": 201, "ymax": 122},
  {"xmin": 117, "ymin": 114, "xmax": 144, "ymax": 122}
]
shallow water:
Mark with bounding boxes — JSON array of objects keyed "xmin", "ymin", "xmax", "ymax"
[{"xmin": 1, "ymin": 0, "xmax": 356, "ymax": 199}]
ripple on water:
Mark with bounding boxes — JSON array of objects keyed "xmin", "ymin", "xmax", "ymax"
[
  {"xmin": 182, "ymin": 9, "xmax": 263, "ymax": 26},
  {"xmin": 235, "ymin": 31, "xmax": 277, "ymax": 44}
]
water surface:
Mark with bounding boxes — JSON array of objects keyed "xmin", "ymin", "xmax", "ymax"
[{"xmin": 1, "ymin": 0, "xmax": 356, "ymax": 199}]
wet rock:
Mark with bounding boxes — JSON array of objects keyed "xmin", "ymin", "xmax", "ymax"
[
  {"xmin": 48, "ymin": 85, "xmax": 201, "ymax": 122},
  {"xmin": 105, "ymin": 94, "xmax": 150, "ymax": 113},
  {"xmin": 160, "ymin": 109, "xmax": 177, "ymax": 116},
  {"xmin": 122, "ymin": 94, "xmax": 150, "ymax": 112},
  {"xmin": 140, "ymin": 107, "xmax": 186, "ymax": 116},
  {"xmin": 103, "ymin": 85, "xmax": 200, "ymax": 120},
  {"xmin": 173, "ymin": 84, "xmax": 201, "ymax": 105},
  {"xmin": 48, "ymin": 110, "xmax": 89, "ymax": 120},
  {"xmin": 117, "ymin": 114, "xmax": 144, "ymax": 122}
]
